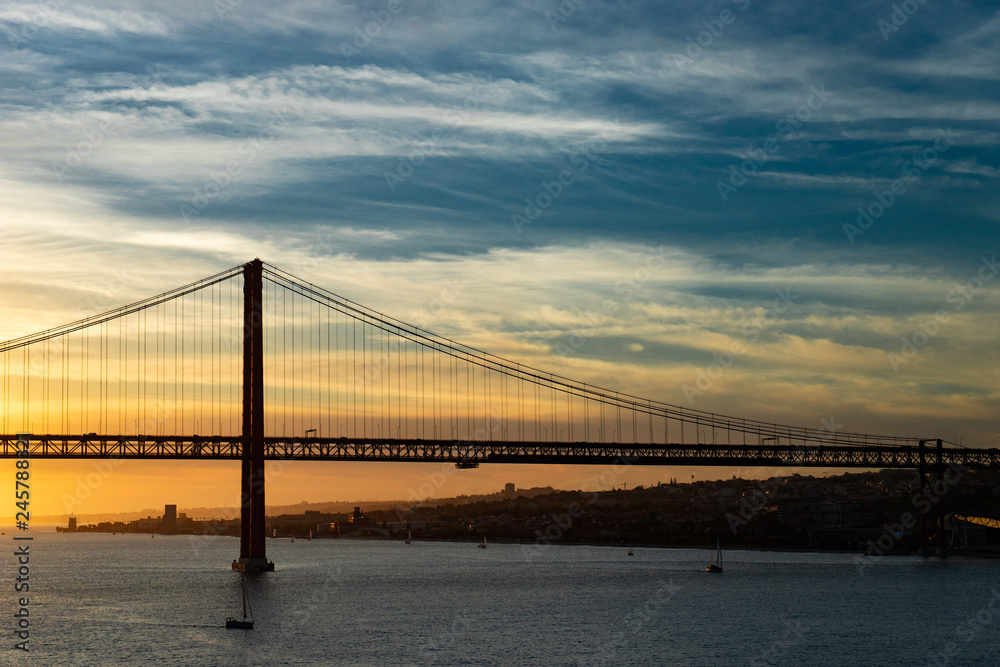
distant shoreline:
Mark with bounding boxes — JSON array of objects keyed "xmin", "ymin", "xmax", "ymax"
[{"xmin": 46, "ymin": 529, "xmax": 1000, "ymax": 558}]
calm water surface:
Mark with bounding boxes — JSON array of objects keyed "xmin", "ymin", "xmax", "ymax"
[{"xmin": 2, "ymin": 531, "xmax": 999, "ymax": 666}]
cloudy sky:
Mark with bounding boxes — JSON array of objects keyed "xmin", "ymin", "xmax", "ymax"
[{"xmin": 2, "ymin": 0, "xmax": 998, "ymax": 517}]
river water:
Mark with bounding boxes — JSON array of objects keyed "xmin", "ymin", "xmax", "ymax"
[{"xmin": 2, "ymin": 531, "xmax": 998, "ymax": 666}]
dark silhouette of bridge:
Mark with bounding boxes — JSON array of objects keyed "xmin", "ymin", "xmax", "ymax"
[{"xmin": 2, "ymin": 259, "xmax": 997, "ymax": 569}]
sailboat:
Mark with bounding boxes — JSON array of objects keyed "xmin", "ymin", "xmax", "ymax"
[
  {"xmin": 226, "ymin": 574, "xmax": 255, "ymax": 629},
  {"xmin": 477, "ymin": 536, "xmax": 487, "ymax": 549},
  {"xmin": 705, "ymin": 538, "xmax": 723, "ymax": 573},
  {"xmin": 405, "ymin": 528, "xmax": 411, "ymax": 544}
]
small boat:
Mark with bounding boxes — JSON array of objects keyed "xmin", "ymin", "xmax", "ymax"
[
  {"xmin": 477, "ymin": 536, "xmax": 487, "ymax": 549},
  {"xmin": 705, "ymin": 537, "xmax": 723, "ymax": 573},
  {"xmin": 226, "ymin": 574, "xmax": 254, "ymax": 629},
  {"xmin": 405, "ymin": 529, "xmax": 411, "ymax": 545}
]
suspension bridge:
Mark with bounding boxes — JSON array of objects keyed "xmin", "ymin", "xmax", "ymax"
[{"xmin": 2, "ymin": 259, "xmax": 997, "ymax": 569}]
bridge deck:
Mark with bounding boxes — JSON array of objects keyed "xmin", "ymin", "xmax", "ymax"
[{"xmin": 3, "ymin": 436, "xmax": 998, "ymax": 470}]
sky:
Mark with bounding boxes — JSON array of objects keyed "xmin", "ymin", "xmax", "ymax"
[{"xmin": 1, "ymin": 0, "xmax": 999, "ymax": 520}]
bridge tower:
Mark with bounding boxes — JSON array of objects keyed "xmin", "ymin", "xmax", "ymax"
[
  {"xmin": 917, "ymin": 438, "xmax": 948, "ymax": 558},
  {"xmin": 232, "ymin": 259, "xmax": 273, "ymax": 572}
]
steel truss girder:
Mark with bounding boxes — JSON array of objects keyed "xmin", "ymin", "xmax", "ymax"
[{"xmin": 2, "ymin": 436, "xmax": 999, "ymax": 470}]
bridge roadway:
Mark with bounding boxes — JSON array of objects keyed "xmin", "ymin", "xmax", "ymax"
[{"xmin": 2, "ymin": 435, "xmax": 999, "ymax": 469}]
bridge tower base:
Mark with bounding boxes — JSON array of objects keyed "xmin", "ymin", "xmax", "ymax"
[{"xmin": 232, "ymin": 557, "xmax": 275, "ymax": 573}]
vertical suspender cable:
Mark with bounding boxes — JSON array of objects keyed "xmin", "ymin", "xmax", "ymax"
[
  {"xmin": 283, "ymin": 287, "xmax": 287, "ymax": 436},
  {"xmin": 352, "ymin": 314, "xmax": 357, "ymax": 438},
  {"xmin": 327, "ymin": 296, "xmax": 332, "ymax": 438}
]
